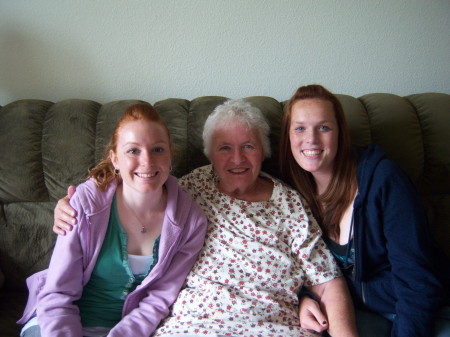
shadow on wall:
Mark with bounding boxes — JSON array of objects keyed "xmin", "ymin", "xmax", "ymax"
[{"xmin": 0, "ymin": 29, "xmax": 104, "ymax": 105}]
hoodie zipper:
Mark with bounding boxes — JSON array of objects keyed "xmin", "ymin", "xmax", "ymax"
[
  {"xmin": 361, "ymin": 281, "xmax": 366, "ymax": 304},
  {"xmin": 351, "ymin": 192, "xmax": 366, "ymax": 305}
]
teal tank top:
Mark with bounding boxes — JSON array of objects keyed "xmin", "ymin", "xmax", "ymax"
[{"xmin": 76, "ymin": 194, "xmax": 160, "ymax": 328}]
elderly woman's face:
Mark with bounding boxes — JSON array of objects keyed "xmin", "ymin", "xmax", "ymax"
[{"xmin": 210, "ymin": 121, "xmax": 265, "ymax": 196}]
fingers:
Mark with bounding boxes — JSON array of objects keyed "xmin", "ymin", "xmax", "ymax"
[
  {"xmin": 53, "ymin": 205, "xmax": 75, "ymax": 234},
  {"xmin": 301, "ymin": 309, "xmax": 329, "ymax": 332},
  {"xmin": 53, "ymin": 224, "xmax": 67, "ymax": 236},
  {"xmin": 53, "ymin": 212, "xmax": 75, "ymax": 234},
  {"xmin": 53, "ymin": 193, "xmax": 78, "ymax": 235},
  {"xmin": 299, "ymin": 297, "xmax": 329, "ymax": 332},
  {"xmin": 67, "ymin": 185, "xmax": 76, "ymax": 198}
]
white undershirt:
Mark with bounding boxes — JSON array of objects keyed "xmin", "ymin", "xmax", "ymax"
[{"xmin": 128, "ymin": 253, "xmax": 153, "ymax": 275}]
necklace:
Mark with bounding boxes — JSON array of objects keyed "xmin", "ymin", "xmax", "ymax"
[
  {"xmin": 123, "ymin": 201, "xmax": 148, "ymax": 234},
  {"xmin": 121, "ymin": 187, "xmax": 166, "ymax": 234}
]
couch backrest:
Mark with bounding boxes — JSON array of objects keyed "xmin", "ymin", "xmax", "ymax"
[{"xmin": 0, "ymin": 93, "xmax": 449, "ymax": 289}]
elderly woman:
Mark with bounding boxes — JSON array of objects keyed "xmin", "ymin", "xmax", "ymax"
[{"xmin": 53, "ymin": 99, "xmax": 358, "ymax": 337}]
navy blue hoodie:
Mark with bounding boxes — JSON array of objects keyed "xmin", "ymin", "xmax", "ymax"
[{"xmin": 347, "ymin": 144, "xmax": 447, "ymax": 337}]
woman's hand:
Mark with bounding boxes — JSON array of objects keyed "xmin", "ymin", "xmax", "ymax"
[
  {"xmin": 299, "ymin": 296, "xmax": 329, "ymax": 332},
  {"xmin": 309, "ymin": 277, "xmax": 359, "ymax": 337},
  {"xmin": 53, "ymin": 185, "xmax": 77, "ymax": 235}
]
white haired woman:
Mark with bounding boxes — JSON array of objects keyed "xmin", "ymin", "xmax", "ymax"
[{"xmin": 53, "ymin": 99, "xmax": 358, "ymax": 337}]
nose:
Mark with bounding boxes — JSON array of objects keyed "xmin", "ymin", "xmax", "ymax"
[
  {"xmin": 231, "ymin": 148, "xmax": 244, "ymax": 164},
  {"xmin": 305, "ymin": 128, "xmax": 317, "ymax": 144},
  {"xmin": 140, "ymin": 151, "xmax": 153, "ymax": 167}
]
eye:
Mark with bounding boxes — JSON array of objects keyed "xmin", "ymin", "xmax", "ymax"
[
  {"xmin": 243, "ymin": 144, "xmax": 255, "ymax": 150},
  {"xmin": 218, "ymin": 145, "xmax": 231, "ymax": 151},
  {"xmin": 153, "ymin": 147, "xmax": 165, "ymax": 153},
  {"xmin": 127, "ymin": 148, "xmax": 139, "ymax": 155},
  {"xmin": 319, "ymin": 125, "xmax": 331, "ymax": 131},
  {"xmin": 294, "ymin": 126, "xmax": 305, "ymax": 132}
]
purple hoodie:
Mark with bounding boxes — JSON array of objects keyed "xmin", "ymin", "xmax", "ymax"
[{"xmin": 18, "ymin": 175, "xmax": 207, "ymax": 337}]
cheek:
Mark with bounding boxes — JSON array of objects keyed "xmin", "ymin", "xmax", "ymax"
[
  {"xmin": 330, "ymin": 134, "xmax": 339, "ymax": 152},
  {"xmin": 327, "ymin": 138, "xmax": 339, "ymax": 161},
  {"xmin": 249, "ymin": 154, "xmax": 264, "ymax": 173},
  {"xmin": 161, "ymin": 156, "xmax": 172, "ymax": 169},
  {"xmin": 210, "ymin": 154, "xmax": 226, "ymax": 167},
  {"xmin": 119, "ymin": 156, "xmax": 136, "ymax": 169},
  {"xmin": 289, "ymin": 134, "xmax": 300, "ymax": 150}
]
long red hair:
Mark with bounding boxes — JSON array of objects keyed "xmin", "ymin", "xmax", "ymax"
[
  {"xmin": 279, "ymin": 85, "xmax": 357, "ymax": 239},
  {"xmin": 88, "ymin": 103, "xmax": 171, "ymax": 190}
]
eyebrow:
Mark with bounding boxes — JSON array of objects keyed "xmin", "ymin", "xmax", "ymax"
[
  {"xmin": 217, "ymin": 140, "xmax": 254, "ymax": 145},
  {"xmin": 291, "ymin": 119, "xmax": 334, "ymax": 124},
  {"xmin": 122, "ymin": 140, "xmax": 168, "ymax": 146}
]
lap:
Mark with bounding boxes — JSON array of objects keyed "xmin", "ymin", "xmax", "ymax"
[
  {"xmin": 355, "ymin": 309, "xmax": 391, "ymax": 337},
  {"xmin": 356, "ymin": 306, "xmax": 450, "ymax": 337}
]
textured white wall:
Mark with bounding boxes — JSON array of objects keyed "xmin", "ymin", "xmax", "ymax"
[{"xmin": 1, "ymin": 0, "xmax": 449, "ymax": 105}]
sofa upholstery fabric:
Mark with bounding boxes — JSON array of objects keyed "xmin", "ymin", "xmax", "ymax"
[{"xmin": 0, "ymin": 93, "xmax": 449, "ymax": 336}]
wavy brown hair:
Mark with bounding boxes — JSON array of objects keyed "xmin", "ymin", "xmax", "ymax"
[
  {"xmin": 88, "ymin": 103, "xmax": 171, "ymax": 190},
  {"xmin": 279, "ymin": 85, "xmax": 357, "ymax": 240}
]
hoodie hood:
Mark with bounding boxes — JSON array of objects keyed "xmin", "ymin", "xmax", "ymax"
[{"xmin": 355, "ymin": 144, "xmax": 388, "ymax": 205}]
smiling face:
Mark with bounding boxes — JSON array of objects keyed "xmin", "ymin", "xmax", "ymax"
[
  {"xmin": 289, "ymin": 98, "xmax": 339, "ymax": 188},
  {"xmin": 110, "ymin": 119, "xmax": 171, "ymax": 195},
  {"xmin": 210, "ymin": 121, "xmax": 265, "ymax": 197}
]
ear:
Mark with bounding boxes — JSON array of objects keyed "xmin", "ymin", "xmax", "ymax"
[{"xmin": 110, "ymin": 149, "xmax": 118, "ymax": 168}]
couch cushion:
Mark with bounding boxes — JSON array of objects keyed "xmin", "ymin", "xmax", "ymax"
[
  {"xmin": 0, "ymin": 202, "xmax": 55, "ymax": 291},
  {"xmin": 0, "ymin": 100, "xmax": 52, "ymax": 203}
]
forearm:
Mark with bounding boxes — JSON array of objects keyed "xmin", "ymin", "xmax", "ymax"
[{"xmin": 310, "ymin": 277, "xmax": 358, "ymax": 337}]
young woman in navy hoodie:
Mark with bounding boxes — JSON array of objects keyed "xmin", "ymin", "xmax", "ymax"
[{"xmin": 279, "ymin": 84, "xmax": 449, "ymax": 337}]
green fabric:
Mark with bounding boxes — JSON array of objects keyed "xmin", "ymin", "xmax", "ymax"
[
  {"xmin": 359, "ymin": 93, "xmax": 424, "ymax": 183},
  {"xmin": 336, "ymin": 94, "xmax": 372, "ymax": 147},
  {"xmin": 0, "ymin": 202, "xmax": 55, "ymax": 291},
  {"xmin": 43, "ymin": 99, "xmax": 101, "ymax": 199},
  {"xmin": 0, "ymin": 100, "xmax": 51, "ymax": 202},
  {"xmin": 79, "ymin": 196, "xmax": 138, "ymax": 327},
  {"xmin": 407, "ymin": 93, "xmax": 450, "ymax": 194},
  {"xmin": 77, "ymin": 195, "xmax": 157, "ymax": 328}
]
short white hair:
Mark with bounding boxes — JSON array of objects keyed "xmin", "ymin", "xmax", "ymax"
[{"xmin": 202, "ymin": 99, "xmax": 271, "ymax": 159}]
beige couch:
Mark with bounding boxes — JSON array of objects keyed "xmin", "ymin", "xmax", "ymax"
[{"xmin": 1, "ymin": 93, "xmax": 449, "ymax": 336}]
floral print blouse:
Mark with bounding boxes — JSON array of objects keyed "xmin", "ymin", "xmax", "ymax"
[{"xmin": 154, "ymin": 165, "xmax": 341, "ymax": 337}]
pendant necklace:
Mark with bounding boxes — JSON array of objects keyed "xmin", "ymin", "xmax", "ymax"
[
  {"xmin": 124, "ymin": 202, "xmax": 148, "ymax": 234},
  {"xmin": 122, "ymin": 187, "xmax": 166, "ymax": 234}
]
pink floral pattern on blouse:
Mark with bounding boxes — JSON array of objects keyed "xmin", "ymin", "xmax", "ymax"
[{"xmin": 154, "ymin": 165, "xmax": 340, "ymax": 337}]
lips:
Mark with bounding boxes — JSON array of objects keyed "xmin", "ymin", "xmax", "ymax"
[
  {"xmin": 135, "ymin": 172, "xmax": 158, "ymax": 178},
  {"xmin": 302, "ymin": 150, "xmax": 322, "ymax": 157},
  {"xmin": 229, "ymin": 168, "xmax": 248, "ymax": 174}
]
